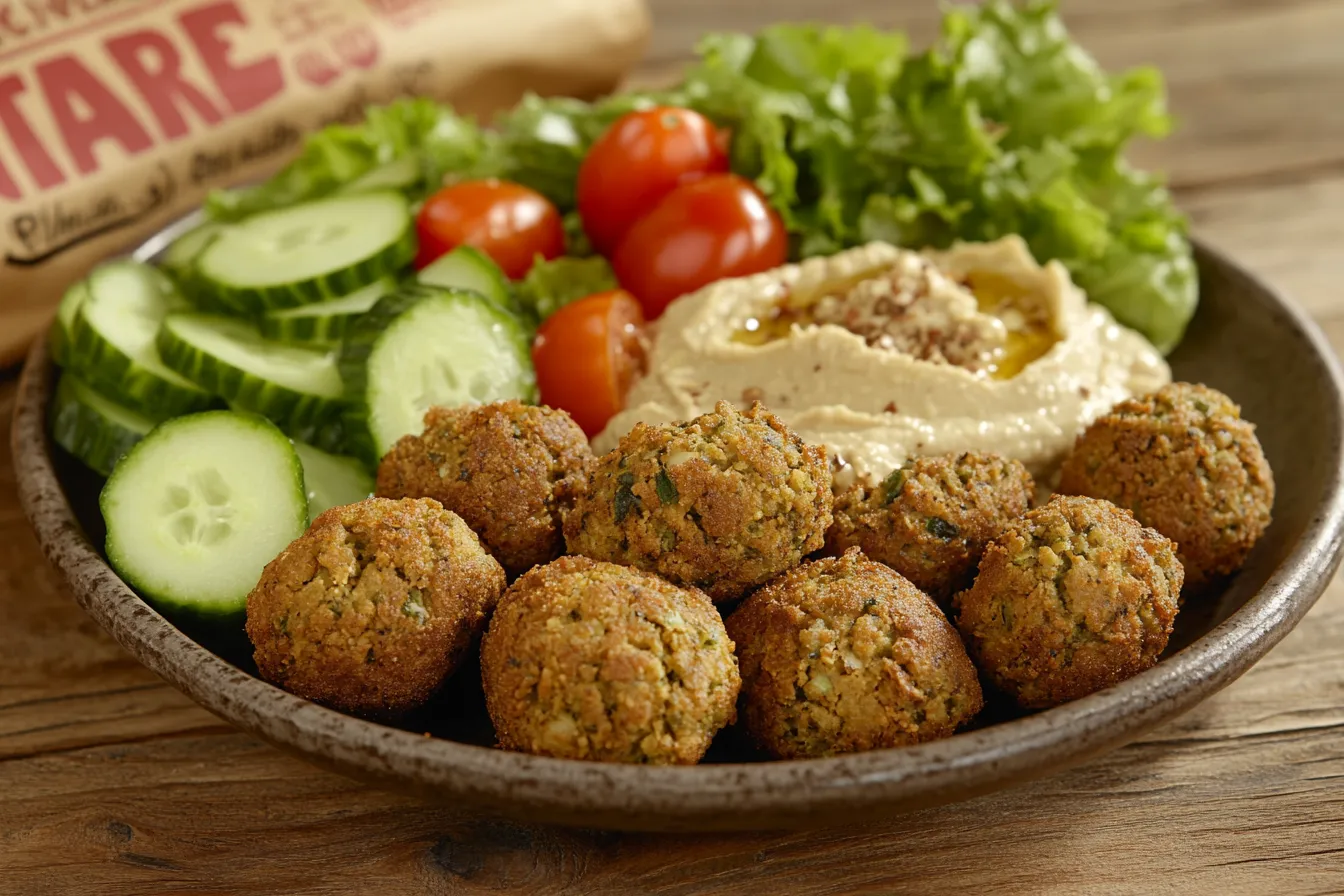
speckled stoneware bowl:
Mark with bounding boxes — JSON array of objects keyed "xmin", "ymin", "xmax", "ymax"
[{"xmin": 12, "ymin": 239, "xmax": 1344, "ymax": 832}]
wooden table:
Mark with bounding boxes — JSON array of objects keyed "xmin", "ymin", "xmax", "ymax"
[{"xmin": 6, "ymin": 1, "xmax": 1344, "ymax": 892}]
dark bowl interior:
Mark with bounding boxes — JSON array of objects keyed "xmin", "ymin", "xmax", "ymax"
[{"xmin": 13, "ymin": 240, "xmax": 1344, "ymax": 831}]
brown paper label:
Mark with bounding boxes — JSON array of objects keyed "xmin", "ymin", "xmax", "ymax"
[{"xmin": 0, "ymin": 0, "xmax": 650, "ymax": 365}]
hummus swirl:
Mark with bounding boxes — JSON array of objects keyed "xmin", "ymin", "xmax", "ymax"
[{"xmin": 595, "ymin": 237, "xmax": 1170, "ymax": 489}]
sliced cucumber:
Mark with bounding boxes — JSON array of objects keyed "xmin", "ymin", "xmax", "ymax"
[
  {"xmin": 417, "ymin": 246, "xmax": 518, "ymax": 314},
  {"xmin": 101, "ymin": 411, "xmax": 308, "ymax": 622},
  {"xmin": 283, "ymin": 415, "xmax": 350, "ymax": 456},
  {"xmin": 49, "ymin": 280, "xmax": 90, "ymax": 368},
  {"xmin": 159, "ymin": 221, "xmax": 229, "ymax": 311},
  {"xmin": 50, "ymin": 373, "xmax": 156, "ymax": 476},
  {"xmin": 257, "ymin": 277, "xmax": 394, "ymax": 346},
  {"xmin": 161, "ymin": 221, "xmax": 224, "ymax": 278},
  {"xmin": 195, "ymin": 192, "xmax": 415, "ymax": 314},
  {"xmin": 157, "ymin": 313, "xmax": 346, "ymax": 432},
  {"xmin": 70, "ymin": 262, "xmax": 216, "ymax": 418},
  {"xmin": 340, "ymin": 285, "xmax": 536, "ymax": 466},
  {"xmin": 227, "ymin": 401, "xmax": 350, "ymax": 456},
  {"xmin": 340, "ymin": 155, "xmax": 422, "ymax": 196},
  {"xmin": 294, "ymin": 442, "xmax": 374, "ymax": 521}
]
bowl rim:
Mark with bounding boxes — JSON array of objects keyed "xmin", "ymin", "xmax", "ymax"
[{"xmin": 13, "ymin": 239, "xmax": 1344, "ymax": 831}]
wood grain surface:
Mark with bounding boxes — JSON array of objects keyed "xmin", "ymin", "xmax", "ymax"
[{"xmin": 5, "ymin": 1, "xmax": 1344, "ymax": 893}]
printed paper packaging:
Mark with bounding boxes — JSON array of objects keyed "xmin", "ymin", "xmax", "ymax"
[{"xmin": 0, "ymin": 0, "xmax": 651, "ymax": 366}]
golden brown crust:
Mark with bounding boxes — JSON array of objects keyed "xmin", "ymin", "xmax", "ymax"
[
  {"xmin": 953, "ymin": 495, "xmax": 1183, "ymax": 709},
  {"xmin": 479, "ymin": 556, "xmax": 740, "ymax": 764},
  {"xmin": 375, "ymin": 401, "xmax": 593, "ymax": 578},
  {"xmin": 1058, "ymin": 382, "xmax": 1274, "ymax": 592},
  {"xmin": 724, "ymin": 548, "xmax": 983, "ymax": 759},
  {"xmin": 245, "ymin": 497, "xmax": 506, "ymax": 717},
  {"xmin": 826, "ymin": 452, "xmax": 1035, "ymax": 606},
  {"xmin": 564, "ymin": 401, "xmax": 833, "ymax": 601}
]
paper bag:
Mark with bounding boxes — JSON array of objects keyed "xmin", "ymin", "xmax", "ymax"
[{"xmin": 0, "ymin": 0, "xmax": 651, "ymax": 366}]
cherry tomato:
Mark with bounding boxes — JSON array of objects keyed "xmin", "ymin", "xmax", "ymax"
[
  {"xmin": 532, "ymin": 290, "xmax": 646, "ymax": 438},
  {"xmin": 611, "ymin": 174, "xmax": 788, "ymax": 319},
  {"xmin": 577, "ymin": 107, "xmax": 729, "ymax": 255},
  {"xmin": 415, "ymin": 179, "xmax": 564, "ymax": 278}
]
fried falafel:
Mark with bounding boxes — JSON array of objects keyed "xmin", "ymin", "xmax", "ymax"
[
  {"xmin": 954, "ymin": 495, "xmax": 1183, "ymax": 709},
  {"xmin": 565, "ymin": 401, "xmax": 832, "ymax": 601},
  {"xmin": 376, "ymin": 401, "xmax": 592, "ymax": 578},
  {"xmin": 725, "ymin": 548, "xmax": 983, "ymax": 759},
  {"xmin": 246, "ymin": 497, "xmax": 506, "ymax": 717},
  {"xmin": 1058, "ymin": 382, "xmax": 1273, "ymax": 591},
  {"xmin": 480, "ymin": 556, "xmax": 740, "ymax": 764},
  {"xmin": 826, "ymin": 452, "xmax": 1036, "ymax": 605}
]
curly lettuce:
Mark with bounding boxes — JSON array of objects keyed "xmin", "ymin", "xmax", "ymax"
[
  {"xmin": 682, "ymin": 0, "xmax": 1194, "ymax": 352},
  {"xmin": 205, "ymin": 98, "xmax": 489, "ymax": 222},
  {"xmin": 514, "ymin": 255, "xmax": 618, "ymax": 324}
]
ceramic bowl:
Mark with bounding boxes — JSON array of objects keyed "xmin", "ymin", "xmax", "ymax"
[{"xmin": 13, "ymin": 240, "xmax": 1344, "ymax": 831}]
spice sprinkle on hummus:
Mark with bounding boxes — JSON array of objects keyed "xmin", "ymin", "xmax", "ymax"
[{"xmin": 595, "ymin": 236, "xmax": 1171, "ymax": 489}]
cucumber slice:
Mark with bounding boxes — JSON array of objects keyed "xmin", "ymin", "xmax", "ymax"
[
  {"xmin": 161, "ymin": 221, "xmax": 224, "ymax": 278},
  {"xmin": 195, "ymin": 192, "xmax": 415, "ymax": 314},
  {"xmin": 157, "ymin": 313, "xmax": 346, "ymax": 432},
  {"xmin": 50, "ymin": 373, "xmax": 155, "ymax": 476},
  {"xmin": 340, "ymin": 155, "xmax": 422, "ymax": 196},
  {"xmin": 227, "ymin": 401, "xmax": 350, "ymax": 456},
  {"xmin": 49, "ymin": 280, "xmax": 90, "ymax": 368},
  {"xmin": 159, "ymin": 221, "xmax": 230, "ymax": 311},
  {"xmin": 257, "ymin": 277, "xmax": 394, "ymax": 346},
  {"xmin": 100, "ymin": 411, "xmax": 308, "ymax": 622},
  {"xmin": 284, "ymin": 415, "xmax": 351, "ymax": 456},
  {"xmin": 294, "ymin": 442, "xmax": 373, "ymax": 521},
  {"xmin": 417, "ymin": 246, "xmax": 518, "ymax": 314},
  {"xmin": 340, "ymin": 285, "xmax": 536, "ymax": 466},
  {"xmin": 70, "ymin": 262, "xmax": 216, "ymax": 418}
]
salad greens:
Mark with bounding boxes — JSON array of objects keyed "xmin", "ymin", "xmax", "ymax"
[
  {"xmin": 514, "ymin": 256, "xmax": 619, "ymax": 324},
  {"xmin": 207, "ymin": 0, "xmax": 1196, "ymax": 353},
  {"xmin": 205, "ymin": 99, "xmax": 489, "ymax": 223}
]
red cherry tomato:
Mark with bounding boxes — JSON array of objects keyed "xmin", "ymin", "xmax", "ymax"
[
  {"xmin": 611, "ymin": 174, "xmax": 788, "ymax": 319},
  {"xmin": 415, "ymin": 179, "xmax": 564, "ymax": 278},
  {"xmin": 532, "ymin": 290, "xmax": 646, "ymax": 438},
  {"xmin": 577, "ymin": 107, "xmax": 729, "ymax": 255}
]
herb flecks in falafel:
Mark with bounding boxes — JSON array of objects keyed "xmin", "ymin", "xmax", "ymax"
[
  {"xmin": 954, "ymin": 494, "xmax": 1183, "ymax": 709},
  {"xmin": 246, "ymin": 497, "xmax": 506, "ymax": 718},
  {"xmin": 1058, "ymin": 382, "xmax": 1274, "ymax": 591},
  {"xmin": 480, "ymin": 556, "xmax": 740, "ymax": 764},
  {"xmin": 827, "ymin": 452, "xmax": 1035, "ymax": 605},
  {"xmin": 726, "ymin": 548, "xmax": 983, "ymax": 759},
  {"xmin": 565, "ymin": 401, "xmax": 832, "ymax": 601},
  {"xmin": 377, "ymin": 400, "xmax": 592, "ymax": 578}
]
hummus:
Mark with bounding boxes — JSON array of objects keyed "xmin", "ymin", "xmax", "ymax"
[{"xmin": 594, "ymin": 236, "xmax": 1170, "ymax": 489}]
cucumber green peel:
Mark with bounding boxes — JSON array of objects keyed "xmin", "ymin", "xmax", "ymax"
[
  {"xmin": 195, "ymin": 192, "xmax": 415, "ymax": 314},
  {"xmin": 157, "ymin": 313, "xmax": 346, "ymax": 433},
  {"xmin": 339, "ymin": 284, "xmax": 536, "ymax": 467},
  {"xmin": 99, "ymin": 410, "xmax": 308, "ymax": 623},
  {"xmin": 50, "ymin": 373, "xmax": 155, "ymax": 477},
  {"xmin": 69, "ymin": 261, "xmax": 216, "ymax": 419}
]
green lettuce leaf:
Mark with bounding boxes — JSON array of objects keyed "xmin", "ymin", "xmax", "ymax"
[
  {"xmin": 684, "ymin": 0, "xmax": 1194, "ymax": 353},
  {"xmin": 515, "ymin": 255, "xmax": 619, "ymax": 324},
  {"xmin": 206, "ymin": 98, "xmax": 488, "ymax": 221}
]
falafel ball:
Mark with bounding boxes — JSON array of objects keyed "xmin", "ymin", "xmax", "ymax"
[
  {"xmin": 826, "ymin": 452, "xmax": 1036, "ymax": 605},
  {"xmin": 954, "ymin": 495, "xmax": 1183, "ymax": 709},
  {"xmin": 480, "ymin": 556, "xmax": 740, "ymax": 764},
  {"xmin": 725, "ymin": 548, "xmax": 983, "ymax": 759},
  {"xmin": 376, "ymin": 401, "xmax": 592, "ymax": 578},
  {"xmin": 1058, "ymin": 382, "xmax": 1273, "ymax": 591},
  {"xmin": 565, "ymin": 401, "xmax": 832, "ymax": 601},
  {"xmin": 246, "ymin": 497, "xmax": 506, "ymax": 717}
]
